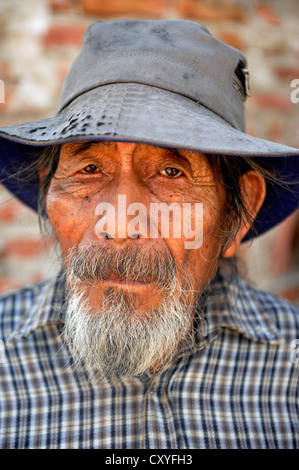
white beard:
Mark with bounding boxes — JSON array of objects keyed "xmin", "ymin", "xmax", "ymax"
[{"xmin": 62, "ymin": 245, "xmax": 205, "ymax": 383}]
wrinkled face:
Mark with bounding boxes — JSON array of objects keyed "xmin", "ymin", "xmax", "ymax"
[
  {"xmin": 47, "ymin": 141, "xmax": 228, "ymax": 294},
  {"xmin": 45, "ymin": 141, "xmax": 231, "ymax": 381}
]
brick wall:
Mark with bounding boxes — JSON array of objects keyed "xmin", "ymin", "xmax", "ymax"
[{"xmin": 0, "ymin": 0, "xmax": 298, "ymax": 302}]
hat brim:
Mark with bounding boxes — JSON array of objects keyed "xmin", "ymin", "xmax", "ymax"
[{"xmin": 0, "ymin": 83, "xmax": 298, "ymax": 240}]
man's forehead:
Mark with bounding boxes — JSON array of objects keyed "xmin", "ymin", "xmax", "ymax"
[{"xmin": 61, "ymin": 140, "xmax": 207, "ymax": 161}]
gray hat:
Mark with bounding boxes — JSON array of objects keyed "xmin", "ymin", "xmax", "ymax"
[{"xmin": 0, "ymin": 19, "xmax": 298, "ymax": 238}]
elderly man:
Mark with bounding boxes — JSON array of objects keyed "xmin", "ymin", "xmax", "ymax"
[{"xmin": 0, "ymin": 20, "xmax": 298, "ymax": 449}]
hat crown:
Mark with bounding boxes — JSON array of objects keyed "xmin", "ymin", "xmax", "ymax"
[{"xmin": 59, "ymin": 19, "xmax": 247, "ymax": 131}]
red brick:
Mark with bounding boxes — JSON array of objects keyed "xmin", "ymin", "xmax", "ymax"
[
  {"xmin": 82, "ymin": 0, "xmax": 168, "ymax": 16},
  {"xmin": 58, "ymin": 65, "xmax": 70, "ymax": 84},
  {"xmin": 0, "ymin": 62, "xmax": 12, "ymax": 80},
  {"xmin": 218, "ymin": 31, "xmax": 244, "ymax": 51},
  {"xmin": 0, "ymin": 277, "xmax": 23, "ymax": 295},
  {"xmin": 267, "ymin": 120, "xmax": 283, "ymax": 141},
  {"xmin": 252, "ymin": 93, "xmax": 293, "ymax": 111},
  {"xmin": 0, "ymin": 272, "xmax": 47, "ymax": 295},
  {"xmin": 48, "ymin": 0, "xmax": 81, "ymax": 11},
  {"xmin": 0, "ymin": 202, "xmax": 18, "ymax": 222},
  {"xmin": 42, "ymin": 24, "xmax": 87, "ymax": 47},
  {"xmin": 4, "ymin": 238, "xmax": 48, "ymax": 258},
  {"xmin": 178, "ymin": 0, "xmax": 246, "ymax": 22},
  {"xmin": 245, "ymin": 117, "xmax": 254, "ymax": 136},
  {"xmin": 255, "ymin": 4, "xmax": 280, "ymax": 26},
  {"xmin": 0, "ymin": 83, "xmax": 13, "ymax": 110},
  {"xmin": 30, "ymin": 272, "xmax": 45, "ymax": 284},
  {"xmin": 273, "ymin": 66, "xmax": 299, "ymax": 81},
  {"xmin": 280, "ymin": 286, "xmax": 299, "ymax": 304}
]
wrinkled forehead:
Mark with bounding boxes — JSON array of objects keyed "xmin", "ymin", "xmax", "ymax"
[
  {"xmin": 60, "ymin": 140, "xmax": 200, "ymax": 155},
  {"xmin": 59, "ymin": 140, "xmax": 212, "ymax": 164}
]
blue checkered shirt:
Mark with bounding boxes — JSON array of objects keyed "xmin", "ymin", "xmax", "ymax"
[{"xmin": 0, "ymin": 269, "xmax": 299, "ymax": 449}]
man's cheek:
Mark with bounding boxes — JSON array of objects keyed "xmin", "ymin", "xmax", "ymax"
[
  {"xmin": 183, "ymin": 221, "xmax": 224, "ymax": 286},
  {"xmin": 46, "ymin": 194, "xmax": 88, "ymax": 251}
]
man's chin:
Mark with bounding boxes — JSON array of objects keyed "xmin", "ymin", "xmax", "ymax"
[
  {"xmin": 74, "ymin": 278, "xmax": 166, "ymax": 318},
  {"xmin": 63, "ymin": 275, "xmax": 201, "ymax": 383}
]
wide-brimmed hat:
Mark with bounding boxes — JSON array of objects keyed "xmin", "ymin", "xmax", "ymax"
[{"xmin": 0, "ymin": 19, "xmax": 298, "ymax": 240}]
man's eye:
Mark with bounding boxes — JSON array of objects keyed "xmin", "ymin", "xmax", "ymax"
[
  {"xmin": 160, "ymin": 167, "xmax": 183, "ymax": 178},
  {"xmin": 81, "ymin": 164, "xmax": 99, "ymax": 174}
]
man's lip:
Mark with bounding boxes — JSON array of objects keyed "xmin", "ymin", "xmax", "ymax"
[
  {"xmin": 106, "ymin": 279, "xmax": 150, "ymax": 286},
  {"xmin": 100, "ymin": 278, "xmax": 158, "ymax": 292},
  {"xmin": 103, "ymin": 272, "xmax": 156, "ymax": 287}
]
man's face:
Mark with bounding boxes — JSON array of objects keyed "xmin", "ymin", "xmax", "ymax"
[{"xmin": 46, "ymin": 141, "xmax": 229, "ymax": 380}]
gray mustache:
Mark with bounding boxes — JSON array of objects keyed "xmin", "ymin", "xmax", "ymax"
[{"xmin": 67, "ymin": 245, "xmax": 176, "ymax": 286}]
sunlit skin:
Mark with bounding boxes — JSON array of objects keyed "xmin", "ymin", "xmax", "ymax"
[{"xmin": 46, "ymin": 141, "xmax": 266, "ymax": 314}]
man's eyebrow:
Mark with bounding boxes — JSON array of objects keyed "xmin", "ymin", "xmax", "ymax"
[
  {"xmin": 71, "ymin": 140, "xmax": 107, "ymax": 156},
  {"xmin": 164, "ymin": 147, "xmax": 183, "ymax": 156},
  {"xmin": 164, "ymin": 147, "xmax": 199, "ymax": 159},
  {"xmin": 163, "ymin": 147, "xmax": 194, "ymax": 168}
]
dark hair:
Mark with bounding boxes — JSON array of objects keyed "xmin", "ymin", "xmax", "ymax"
[
  {"xmin": 12, "ymin": 144, "xmax": 288, "ymax": 254},
  {"xmin": 209, "ymin": 154, "xmax": 284, "ymax": 255},
  {"xmin": 36, "ymin": 145, "xmax": 61, "ymax": 218},
  {"xmin": 8, "ymin": 144, "xmax": 61, "ymax": 234}
]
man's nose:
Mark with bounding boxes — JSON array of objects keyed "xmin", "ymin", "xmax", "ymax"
[{"xmin": 94, "ymin": 144, "xmax": 150, "ymax": 245}]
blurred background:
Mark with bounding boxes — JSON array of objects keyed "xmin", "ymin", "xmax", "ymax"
[{"xmin": 0, "ymin": 0, "xmax": 298, "ymax": 303}]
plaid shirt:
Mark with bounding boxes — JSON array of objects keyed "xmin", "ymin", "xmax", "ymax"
[{"xmin": 0, "ymin": 269, "xmax": 299, "ymax": 449}]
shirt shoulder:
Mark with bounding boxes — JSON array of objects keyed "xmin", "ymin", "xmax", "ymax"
[
  {"xmin": 0, "ymin": 274, "xmax": 65, "ymax": 344},
  {"xmin": 244, "ymin": 281, "xmax": 299, "ymax": 343},
  {"xmin": 209, "ymin": 269, "xmax": 299, "ymax": 344}
]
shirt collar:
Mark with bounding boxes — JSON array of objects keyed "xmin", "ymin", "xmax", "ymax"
[
  {"xmin": 199, "ymin": 267, "xmax": 282, "ymax": 348},
  {"xmin": 6, "ymin": 270, "xmax": 66, "ymax": 345}
]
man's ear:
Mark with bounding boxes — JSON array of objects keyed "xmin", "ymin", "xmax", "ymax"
[{"xmin": 222, "ymin": 170, "xmax": 267, "ymax": 258}]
